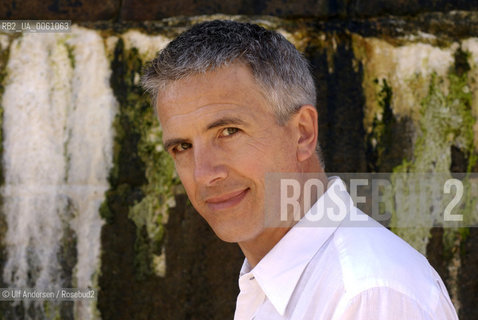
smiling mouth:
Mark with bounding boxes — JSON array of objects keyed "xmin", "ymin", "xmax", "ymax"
[{"xmin": 205, "ymin": 188, "xmax": 249, "ymax": 210}]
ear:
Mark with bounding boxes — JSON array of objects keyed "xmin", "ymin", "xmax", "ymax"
[{"xmin": 292, "ymin": 105, "xmax": 318, "ymax": 162}]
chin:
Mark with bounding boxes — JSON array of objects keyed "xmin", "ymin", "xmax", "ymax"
[
  {"xmin": 211, "ymin": 222, "xmax": 264, "ymax": 244},
  {"xmin": 215, "ymin": 233, "xmax": 241, "ymax": 243},
  {"xmin": 198, "ymin": 203, "xmax": 265, "ymax": 243}
]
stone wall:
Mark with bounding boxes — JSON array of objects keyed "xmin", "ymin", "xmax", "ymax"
[
  {"xmin": 0, "ymin": 2, "xmax": 477, "ymax": 320},
  {"xmin": 1, "ymin": 0, "xmax": 478, "ymax": 20}
]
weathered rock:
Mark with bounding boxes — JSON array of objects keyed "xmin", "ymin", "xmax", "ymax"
[
  {"xmin": 2, "ymin": 0, "xmax": 478, "ymax": 21},
  {"xmin": 0, "ymin": 0, "xmax": 119, "ymax": 20},
  {"xmin": 120, "ymin": 0, "xmax": 344, "ymax": 20},
  {"xmin": 0, "ymin": 9, "xmax": 477, "ymax": 320},
  {"xmin": 306, "ymin": 33, "xmax": 368, "ymax": 173},
  {"xmin": 459, "ymin": 227, "xmax": 478, "ymax": 320},
  {"xmin": 350, "ymin": 0, "xmax": 478, "ymax": 18},
  {"xmin": 97, "ymin": 36, "xmax": 244, "ymax": 320}
]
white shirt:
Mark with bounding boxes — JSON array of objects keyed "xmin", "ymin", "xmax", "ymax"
[{"xmin": 234, "ymin": 178, "xmax": 458, "ymax": 320}]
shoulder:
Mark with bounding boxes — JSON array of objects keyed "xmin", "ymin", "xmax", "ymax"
[
  {"xmin": 282, "ymin": 206, "xmax": 457, "ymax": 319},
  {"xmin": 332, "ymin": 285, "xmax": 458, "ymax": 320},
  {"xmin": 330, "ymin": 207, "xmax": 454, "ymax": 318}
]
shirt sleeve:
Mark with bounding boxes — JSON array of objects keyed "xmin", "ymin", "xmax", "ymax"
[{"xmin": 335, "ymin": 287, "xmax": 459, "ymax": 320}]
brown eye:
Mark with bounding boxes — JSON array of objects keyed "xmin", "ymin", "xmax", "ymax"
[
  {"xmin": 175, "ymin": 142, "xmax": 192, "ymax": 152},
  {"xmin": 221, "ymin": 127, "xmax": 239, "ymax": 137}
]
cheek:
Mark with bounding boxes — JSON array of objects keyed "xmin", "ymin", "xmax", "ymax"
[
  {"xmin": 243, "ymin": 135, "xmax": 295, "ymax": 168},
  {"xmin": 229, "ymin": 145, "xmax": 290, "ymax": 180},
  {"xmin": 230, "ymin": 156, "xmax": 270, "ymax": 190},
  {"xmin": 174, "ymin": 162, "xmax": 196, "ymax": 195}
]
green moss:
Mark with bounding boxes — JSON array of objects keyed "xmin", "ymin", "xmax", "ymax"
[
  {"xmin": 43, "ymin": 301, "xmax": 61, "ymax": 320},
  {"xmin": 130, "ymin": 121, "xmax": 178, "ymax": 258},
  {"xmin": 134, "ymin": 226, "xmax": 154, "ymax": 280},
  {"xmin": 54, "ymin": 36, "xmax": 76, "ymax": 70},
  {"xmin": 118, "ymin": 43, "xmax": 178, "ymax": 278},
  {"xmin": 387, "ymin": 47, "xmax": 477, "ymax": 255},
  {"xmin": 99, "ymin": 193, "xmax": 113, "ymax": 223},
  {"xmin": 366, "ymin": 78, "xmax": 393, "ymax": 171},
  {"xmin": 100, "ymin": 37, "xmax": 179, "ymax": 281},
  {"xmin": 65, "ymin": 43, "xmax": 75, "ymax": 69}
]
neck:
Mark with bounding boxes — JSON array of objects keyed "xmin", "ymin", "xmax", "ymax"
[
  {"xmin": 238, "ymin": 227, "xmax": 290, "ymax": 268},
  {"xmin": 239, "ymin": 164, "xmax": 328, "ymax": 269}
]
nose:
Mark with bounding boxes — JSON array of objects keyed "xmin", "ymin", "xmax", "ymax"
[{"xmin": 193, "ymin": 143, "xmax": 227, "ymax": 186}]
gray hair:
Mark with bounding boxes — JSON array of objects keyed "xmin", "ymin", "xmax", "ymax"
[
  {"xmin": 141, "ymin": 19, "xmax": 316, "ymax": 125},
  {"xmin": 142, "ymin": 19, "xmax": 324, "ymax": 168}
]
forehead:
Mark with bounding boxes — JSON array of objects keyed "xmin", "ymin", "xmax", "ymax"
[{"xmin": 155, "ymin": 63, "xmax": 271, "ymax": 125}]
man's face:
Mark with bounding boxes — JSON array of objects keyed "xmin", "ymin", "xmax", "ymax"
[{"xmin": 156, "ymin": 63, "xmax": 302, "ymax": 243}]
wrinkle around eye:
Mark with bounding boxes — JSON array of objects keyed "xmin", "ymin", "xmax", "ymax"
[{"xmin": 244, "ymin": 136, "xmax": 268, "ymax": 154}]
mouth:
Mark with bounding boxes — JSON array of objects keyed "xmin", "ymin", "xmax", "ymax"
[{"xmin": 205, "ymin": 188, "xmax": 249, "ymax": 211}]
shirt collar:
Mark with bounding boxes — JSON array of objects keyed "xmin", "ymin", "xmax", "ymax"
[{"xmin": 246, "ymin": 177, "xmax": 353, "ymax": 316}]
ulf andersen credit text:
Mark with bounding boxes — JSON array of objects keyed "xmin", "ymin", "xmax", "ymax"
[{"xmin": 0, "ymin": 288, "xmax": 96, "ymax": 301}]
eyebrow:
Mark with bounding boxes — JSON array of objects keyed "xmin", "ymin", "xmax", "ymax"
[
  {"xmin": 163, "ymin": 116, "xmax": 247, "ymax": 151},
  {"xmin": 206, "ymin": 116, "xmax": 247, "ymax": 130}
]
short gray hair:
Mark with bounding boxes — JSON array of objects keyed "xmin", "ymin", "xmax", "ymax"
[{"xmin": 141, "ymin": 19, "xmax": 316, "ymax": 125}]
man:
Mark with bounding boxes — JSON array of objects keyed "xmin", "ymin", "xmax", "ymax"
[{"xmin": 142, "ymin": 20, "xmax": 458, "ymax": 319}]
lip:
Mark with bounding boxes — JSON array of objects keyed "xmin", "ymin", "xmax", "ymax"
[{"xmin": 205, "ymin": 188, "xmax": 249, "ymax": 210}]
